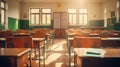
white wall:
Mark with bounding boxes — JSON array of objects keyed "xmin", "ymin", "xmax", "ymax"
[
  {"xmin": 103, "ymin": 0, "xmax": 118, "ymax": 18},
  {"xmin": 103, "ymin": 0, "xmax": 119, "ymax": 26},
  {"xmin": 8, "ymin": 0, "xmax": 20, "ymax": 19},
  {"xmin": 20, "ymin": 2, "xmax": 104, "ymax": 20}
]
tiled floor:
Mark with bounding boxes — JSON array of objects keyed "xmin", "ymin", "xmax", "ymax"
[{"xmin": 34, "ymin": 38, "xmax": 70, "ymax": 67}]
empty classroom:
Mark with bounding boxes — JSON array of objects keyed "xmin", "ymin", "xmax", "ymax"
[{"xmin": 0, "ymin": 0, "xmax": 120, "ymax": 67}]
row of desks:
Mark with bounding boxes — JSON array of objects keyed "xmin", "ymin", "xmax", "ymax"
[
  {"xmin": 0, "ymin": 37, "xmax": 46, "ymax": 67},
  {"xmin": 74, "ymin": 48, "xmax": 120, "ymax": 67},
  {"xmin": 67, "ymin": 36, "xmax": 120, "ymax": 67},
  {"xmin": 68, "ymin": 37, "xmax": 120, "ymax": 41},
  {"xmin": 67, "ymin": 33, "xmax": 119, "ymax": 37}
]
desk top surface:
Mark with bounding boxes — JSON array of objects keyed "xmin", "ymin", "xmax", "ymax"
[
  {"xmin": 68, "ymin": 37, "xmax": 120, "ymax": 40},
  {"xmin": 0, "ymin": 37, "xmax": 45, "ymax": 41},
  {"xmin": 13, "ymin": 33, "xmax": 31, "ymax": 36},
  {"xmin": 74, "ymin": 48, "xmax": 120, "ymax": 58},
  {"xmin": 0, "ymin": 48, "xmax": 30, "ymax": 57}
]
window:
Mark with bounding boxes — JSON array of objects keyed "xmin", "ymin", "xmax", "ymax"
[
  {"xmin": 104, "ymin": 8, "xmax": 107, "ymax": 27},
  {"xmin": 68, "ymin": 8, "xmax": 88, "ymax": 26},
  {"xmin": 1, "ymin": 1, "xmax": 6, "ymax": 25},
  {"xmin": 42, "ymin": 9, "xmax": 51, "ymax": 25},
  {"xmin": 79, "ymin": 9, "xmax": 88, "ymax": 25},
  {"xmin": 29, "ymin": 8, "xmax": 51, "ymax": 25},
  {"xmin": 116, "ymin": 1, "xmax": 119, "ymax": 23},
  {"xmin": 68, "ymin": 9, "xmax": 77, "ymax": 25},
  {"xmin": 30, "ymin": 8, "xmax": 40, "ymax": 25}
]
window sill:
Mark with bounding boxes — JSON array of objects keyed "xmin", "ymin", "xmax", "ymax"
[{"xmin": 30, "ymin": 24, "xmax": 52, "ymax": 26}]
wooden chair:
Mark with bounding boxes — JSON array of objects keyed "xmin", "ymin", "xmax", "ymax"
[
  {"xmin": 101, "ymin": 38, "xmax": 120, "ymax": 48},
  {"xmin": 99, "ymin": 30, "xmax": 114, "ymax": 38},
  {"xmin": 0, "ymin": 30, "xmax": 13, "ymax": 48},
  {"xmin": 73, "ymin": 33, "xmax": 90, "ymax": 37},
  {"xmin": 0, "ymin": 30, "xmax": 13, "ymax": 38},
  {"xmin": 72, "ymin": 37, "xmax": 101, "ymax": 48},
  {"xmin": 31, "ymin": 30, "xmax": 45, "ymax": 48},
  {"xmin": 6, "ymin": 36, "xmax": 33, "ymax": 48}
]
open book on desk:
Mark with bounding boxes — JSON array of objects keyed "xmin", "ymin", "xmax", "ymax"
[{"xmin": 82, "ymin": 48, "xmax": 106, "ymax": 57}]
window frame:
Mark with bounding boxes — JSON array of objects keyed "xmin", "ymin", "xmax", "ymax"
[
  {"xmin": 1, "ymin": 0, "xmax": 6, "ymax": 26},
  {"xmin": 41, "ymin": 8, "xmax": 52, "ymax": 25},
  {"xmin": 79, "ymin": 9, "xmax": 88, "ymax": 25},
  {"xmin": 29, "ymin": 8, "xmax": 52, "ymax": 26},
  {"xmin": 68, "ymin": 8, "xmax": 88, "ymax": 26},
  {"xmin": 68, "ymin": 8, "xmax": 77, "ymax": 26}
]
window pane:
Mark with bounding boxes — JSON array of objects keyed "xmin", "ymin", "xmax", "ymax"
[
  {"xmin": 42, "ymin": 9, "xmax": 51, "ymax": 13},
  {"xmin": 83, "ymin": 14, "xmax": 87, "ymax": 25},
  {"xmin": 79, "ymin": 9, "xmax": 88, "ymax": 13},
  {"xmin": 1, "ymin": 2, "xmax": 4, "ymax": 8},
  {"xmin": 79, "ymin": 15, "xmax": 83, "ymax": 24},
  {"xmin": 117, "ymin": 1, "xmax": 119, "ymax": 8},
  {"xmin": 31, "ymin": 14, "xmax": 35, "ymax": 24},
  {"xmin": 1, "ymin": 10, "xmax": 4, "ymax": 23},
  {"xmin": 36, "ymin": 15, "xmax": 39, "ymax": 24},
  {"xmin": 73, "ymin": 14, "xmax": 77, "ymax": 24},
  {"xmin": 42, "ymin": 14, "xmax": 46, "ymax": 24},
  {"xmin": 47, "ymin": 14, "xmax": 51, "ymax": 24},
  {"xmin": 69, "ymin": 14, "xmax": 77, "ymax": 25},
  {"xmin": 69, "ymin": 14, "xmax": 72, "ymax": 25},
  {"xmin": 68, "ymin": 9, "xmax": 77, "ymax": 13},
  {"xmin": 31, "ymin": 9, "xmax": 39, "ymax": 13},
  {"xmin": 79, "ymin": 14, "xmax": 87, "ymax": 25}
]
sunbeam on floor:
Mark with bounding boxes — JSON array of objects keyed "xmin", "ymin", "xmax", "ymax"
[
  {"xmin": 44, "ymin": 39, "xmax": 68, "ymax": 67},
  {"xmin": 33, "ymin": 39, "xmax": 69, "ymax": 67}
]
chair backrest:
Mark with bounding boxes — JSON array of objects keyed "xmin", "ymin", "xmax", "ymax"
[
  {"xmin": 99, "ymin": 30, "xmax": 114, "ymax": 38},
  {"xmin": 101, "ymin": 38, "xmax": 120, "ymax": 48},
  {"xmin": 6, "ymin": 36, "xmax": 33, "ymax": 48},
  {"xmin": 73, "ymin": 33, "xmax": 90, "ymax": 37},
  {"xmin": 0, "ymin": 30, "xmax": 13, "ymax": 38},
  {"xmin": 72, "ymin": 37, "xmax": 101, "ymax": 48}
]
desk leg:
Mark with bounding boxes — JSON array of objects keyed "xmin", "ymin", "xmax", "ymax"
[
  {"xmin": 15, "ymin": 57, "xmax": 18, "ymax": 67},
  {"xmin": 40, "ymin": 41, "xmax": 46, "ymax": 67},
  {"xmin": 29, "ymin": 49, "xmax": 32, "ymax": 67},
  {"xmin": 43, "ymin": 41, "xmax": 45, "ymax": 67},
  {"xmin": 68, "ymin": 39, "xmax": 71, "ymax": 67},
  {"xmin": 39, "ymin": 45, "xmax": 41, "ymax": 67}
]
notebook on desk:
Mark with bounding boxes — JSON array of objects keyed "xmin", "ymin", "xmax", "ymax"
[{"xmin": 82, "ymin": 48, "xmax": 106, "ymax": 57}]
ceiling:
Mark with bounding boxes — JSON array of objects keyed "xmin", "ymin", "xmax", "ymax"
[{"xmin": 18, "ymin": 0, "xmax": 105, "ymax": 3}]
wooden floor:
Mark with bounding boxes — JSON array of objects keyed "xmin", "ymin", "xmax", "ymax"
[{"xmin": 34, "ymin": 38, "xmax": 70, "ymax": 67}]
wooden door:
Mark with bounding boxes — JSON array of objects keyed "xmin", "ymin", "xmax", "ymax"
[{"xmin": 53, "ymin": 12, "xmax": 68, "ymax": 38}]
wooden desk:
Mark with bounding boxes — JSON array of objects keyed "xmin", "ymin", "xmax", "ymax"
[
  {"xmin": 0, "ymin": 37, "xmax": 45, "ymax": 67},
  {"xmin": 0, "ymin": 48, "xmax": 31, "ymax": 67},
  {"xmin": 32, "ymin": 38, "xmax": 46, "ymax": 67},
  {"xmin": 67, "ymin": 37, "xmax": 120, "ymax": 67},
  {"xmin": 74, "ymin": 48, "xmax": 120, "ymax": 67}
]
